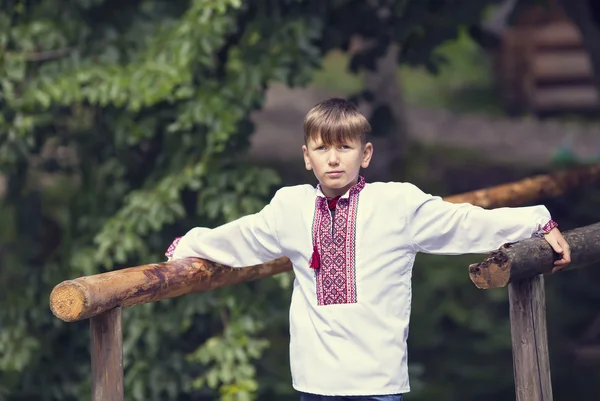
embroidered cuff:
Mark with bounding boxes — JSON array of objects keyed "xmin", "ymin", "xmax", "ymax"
[
  {"xmin": 533, "ymin": 219, "xmax": 558, "ymax": 237},
  {"xmin": 165, "ymin": 236, "xmax": 182, "ymax": 260}
]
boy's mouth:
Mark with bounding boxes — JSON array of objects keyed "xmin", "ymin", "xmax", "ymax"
[{"xmin": 326, "ymin": 171, "xmax": 343, "ymax": 177}]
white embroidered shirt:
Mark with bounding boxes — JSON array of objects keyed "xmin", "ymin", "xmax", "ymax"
[{"xmin": 171, "ymin": 178, "xmax": 552, "ymax": 396}]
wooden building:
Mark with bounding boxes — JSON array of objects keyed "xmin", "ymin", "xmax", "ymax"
[{"xmin": 495, "ymin": 4, "xmax": 599, "ymax": 115}]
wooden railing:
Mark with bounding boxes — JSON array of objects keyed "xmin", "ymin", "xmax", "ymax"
[
  {"xmin": 49, "ymin": 163, "xmax": 600, "ymax": 401},
  {"xmin": 470, "ymin": 222, "xmax": 600, "ymax": 401}
]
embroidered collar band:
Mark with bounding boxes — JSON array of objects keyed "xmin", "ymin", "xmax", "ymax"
[{"xmin": 316, "ymin": 175, "xmax": 366, "ymax": 200}]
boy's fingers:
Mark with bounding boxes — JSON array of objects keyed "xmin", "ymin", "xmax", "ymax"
[
  {"xmin": 545, "ymin": 235, "xmax": 562, "ymax": 253},
  {"xmin": 553, "ymin": 259, "xmax": 570, "ymax": 272},
  {"xmin": 561, "ymin": 243, "xmax": 571, "ymax": 262},
  {"xmin": 552, "ymin": 239, "xmax": 571, "ymax": 270},
  {"xmin": 545, "ymin": 231, "xmax": 571, "ymax": 272},
  {"xmin": 557, "ymin": 237, "xmax": 571, "ymax": 257}
]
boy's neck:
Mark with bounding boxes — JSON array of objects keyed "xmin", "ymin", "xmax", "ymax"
[{"xmin": 320, "ymin": 176, "xmax": 359, "ymax": 198}]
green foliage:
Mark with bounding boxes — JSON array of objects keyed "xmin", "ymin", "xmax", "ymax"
[
  {"xmin": 313, "ymin": 29, "xmax": 504, "ymax": 115},
  {"xmin": 9, "ymin": 1, "xmax": 587, "ymax": 401},
  {"xmin": 1, "ymin": 0, "xmax": 318, "ymax": 399},
  {"xmin": 400, "ymin": 28, "xmax": 502, "ymax": 114}
]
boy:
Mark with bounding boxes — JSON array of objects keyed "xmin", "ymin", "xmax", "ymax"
[{"xmin": 167, "ymin": 98, "xmax": 571, "ymax": 401}]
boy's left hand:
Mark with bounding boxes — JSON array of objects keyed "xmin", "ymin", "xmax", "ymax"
[{"xmin": 544, "ymin": 228, "xmax": 571, "ymax": 272}]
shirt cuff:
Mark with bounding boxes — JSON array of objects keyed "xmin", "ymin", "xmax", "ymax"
[
  {"xmin": 165, "ymin": 236, "xmax": 182, "ymax": 260},
  {"xmin": 532, "ymin": 219, "xmax": 558, "ymax": 238}
]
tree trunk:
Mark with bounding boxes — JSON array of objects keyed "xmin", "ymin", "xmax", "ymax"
[
  {"xmin": 350, "ymin": 36, "xmax": 410, "ymax": 181},
  {"xmin": 469, "ymin": 222, "xmax": 600, "ymax": 289},
  {"xmin": 363, "ymin": 44, "xmax": 410, "ymax": 163},
  {"xmin": 557, "ymin": 0, "xmax": 600, "ymax": 101}
]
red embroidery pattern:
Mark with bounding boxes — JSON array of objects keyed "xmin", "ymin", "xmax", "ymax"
[
  {"xmin": 542, "ymin": 219, "xmax": 558, "ymax": 233},
  {"xmin": 165, "ymin": 236, "xmax": 182, "ymax": 258},
  {"xmin": 312, "ymin": 177, "xmax": 365, "ymax": 306},
  {"xmin": 533, "ymin": 220, "xmax": 559, "ymax": 237}
]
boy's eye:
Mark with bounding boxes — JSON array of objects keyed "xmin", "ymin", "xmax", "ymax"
[{"xmin": 316, "ymin": 146, "xmax": 326, "ymax": 150}]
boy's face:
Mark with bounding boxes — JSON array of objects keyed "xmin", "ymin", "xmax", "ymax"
[{"xmin": 302, "ymin": 135, "xmax": 373, "ymax": 198}]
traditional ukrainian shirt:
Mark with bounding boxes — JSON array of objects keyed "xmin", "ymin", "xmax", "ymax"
[{"xmin": 170, "ymin": 177, "xmax": 555, "ymax": 396}]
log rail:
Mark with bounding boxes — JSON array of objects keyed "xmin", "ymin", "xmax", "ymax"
[
  {"xmin": 48, "ymin": 163, "xmax": 600, "ymax": 401},
  {"xmin": 50, "ymin": 163, "xmax": 600, "ymax": 322},
  {"xmin": 469, "ymin": 221, "xmax": 600, "ymax": 289}
]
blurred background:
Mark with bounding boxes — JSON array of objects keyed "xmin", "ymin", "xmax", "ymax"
[{"xmin": 1, "ymin": 0, "xmax": 600, "ymax": 400}]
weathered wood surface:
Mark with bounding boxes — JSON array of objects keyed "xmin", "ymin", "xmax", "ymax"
[
  {"xmin": 509, "ymin": 275, "xmax": 553, "ymax": 401},
  {"xmin": 91, "ymin": 307, "xmax": 124, "ymax": 401},
  {"xmin": 49, "ymin": 164, "xmax": 600, "ymax": 322},
  {"xmin": 444, "ymin": 163, "xmax": 600, "ymax": 208},
  {"xmin": 50, "ymin": 257, "xmax": 292, "ymax": 322},
  {"xmin": 469, "ymin": 222, "xmax": 600, "ymax": 289}
]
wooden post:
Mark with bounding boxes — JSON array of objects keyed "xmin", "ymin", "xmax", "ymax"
[
  {"xmin": 90, "ymin": 307, "xmax": 124, "ymax": 401},
  {"xmin": 508, "ymin": 275, "xmax": 553, "ymax": 401}
]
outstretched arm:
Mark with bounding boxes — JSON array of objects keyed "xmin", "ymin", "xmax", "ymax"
[
  {"xmin": 166, "ymin": 190, "xmax": 284, "ymax": 268},
  {"xmin": 404, "ymin": 183, "xmax": 569, "ymax": 264}
]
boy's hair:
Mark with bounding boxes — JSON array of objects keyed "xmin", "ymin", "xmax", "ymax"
[{"xmin": 303, "ymin": 98, "xmax": 371, "ymax": 146}]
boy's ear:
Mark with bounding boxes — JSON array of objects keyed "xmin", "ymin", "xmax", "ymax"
[
  {"xmin": 302, "ymin": 145, "xmax": 312, "ymax": 171},
  {"xmin": 361, "ymin": 142, "xmax": 373, "ymax": 168}
]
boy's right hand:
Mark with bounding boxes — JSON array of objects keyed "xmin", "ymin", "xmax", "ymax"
[{"xmin": 543, "ymin": 228, "xmax": 571, "ymax": 273}]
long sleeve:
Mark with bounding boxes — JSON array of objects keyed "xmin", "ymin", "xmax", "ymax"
[
  {"xmin": 402, "ymin": 183, "xmax": 552, "ymax": 255},
  {"xmin": 170, "ymin": 190, "xmax": 284, "ymax": 267}
]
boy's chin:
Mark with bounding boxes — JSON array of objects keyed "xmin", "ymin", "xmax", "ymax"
[{"xmin": 319, "ymin": 176, "xmax": 354, "ymax": 188}]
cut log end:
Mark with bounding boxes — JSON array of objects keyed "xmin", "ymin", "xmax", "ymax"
[
  {"xmin": 468, "ymin": 251, "xmax": 512, "ymax": 289},
  {"xmin": 50, "ymin": 281, "xmax": 89, "ymax": 322}
]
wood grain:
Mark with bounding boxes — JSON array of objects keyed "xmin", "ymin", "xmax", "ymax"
[
  {"xmin": 51, "ymin": 257, "xmax": 292, "ymax": 322},
  {"xmin": 90, "ymin": 307, "xmax": 124, "ymax": 401},
  {"xmin": 509, "ymin": 275, "xmax": 553, "ymax": 401}
]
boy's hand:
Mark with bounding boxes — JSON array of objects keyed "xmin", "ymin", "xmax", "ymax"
[{"xmin": 544, "ymin": 228, "xmax": 571, "ymax": 272}]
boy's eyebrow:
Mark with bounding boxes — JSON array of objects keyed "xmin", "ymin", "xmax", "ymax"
[{"xmin": 311, "ymin": 140, "xmax": 354, "ymax": 147}]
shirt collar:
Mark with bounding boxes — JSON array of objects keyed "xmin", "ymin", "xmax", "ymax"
[{"xmin": 316, "ymin": 175, "xmax": 366, "ymax": 199}]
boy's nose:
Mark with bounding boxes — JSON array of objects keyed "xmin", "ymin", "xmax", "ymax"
[{"xmin": 328, "ymin": 152, "xmax": 340, "ymax": 165}]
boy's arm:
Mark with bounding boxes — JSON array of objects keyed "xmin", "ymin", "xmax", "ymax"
[
  {"xmin": 404, "ymin": 183, "xmax": 558, "ymax": 255},
  {"xmin": 166, "ymin": 191, "xmax": 284, "ymax": 268}
]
